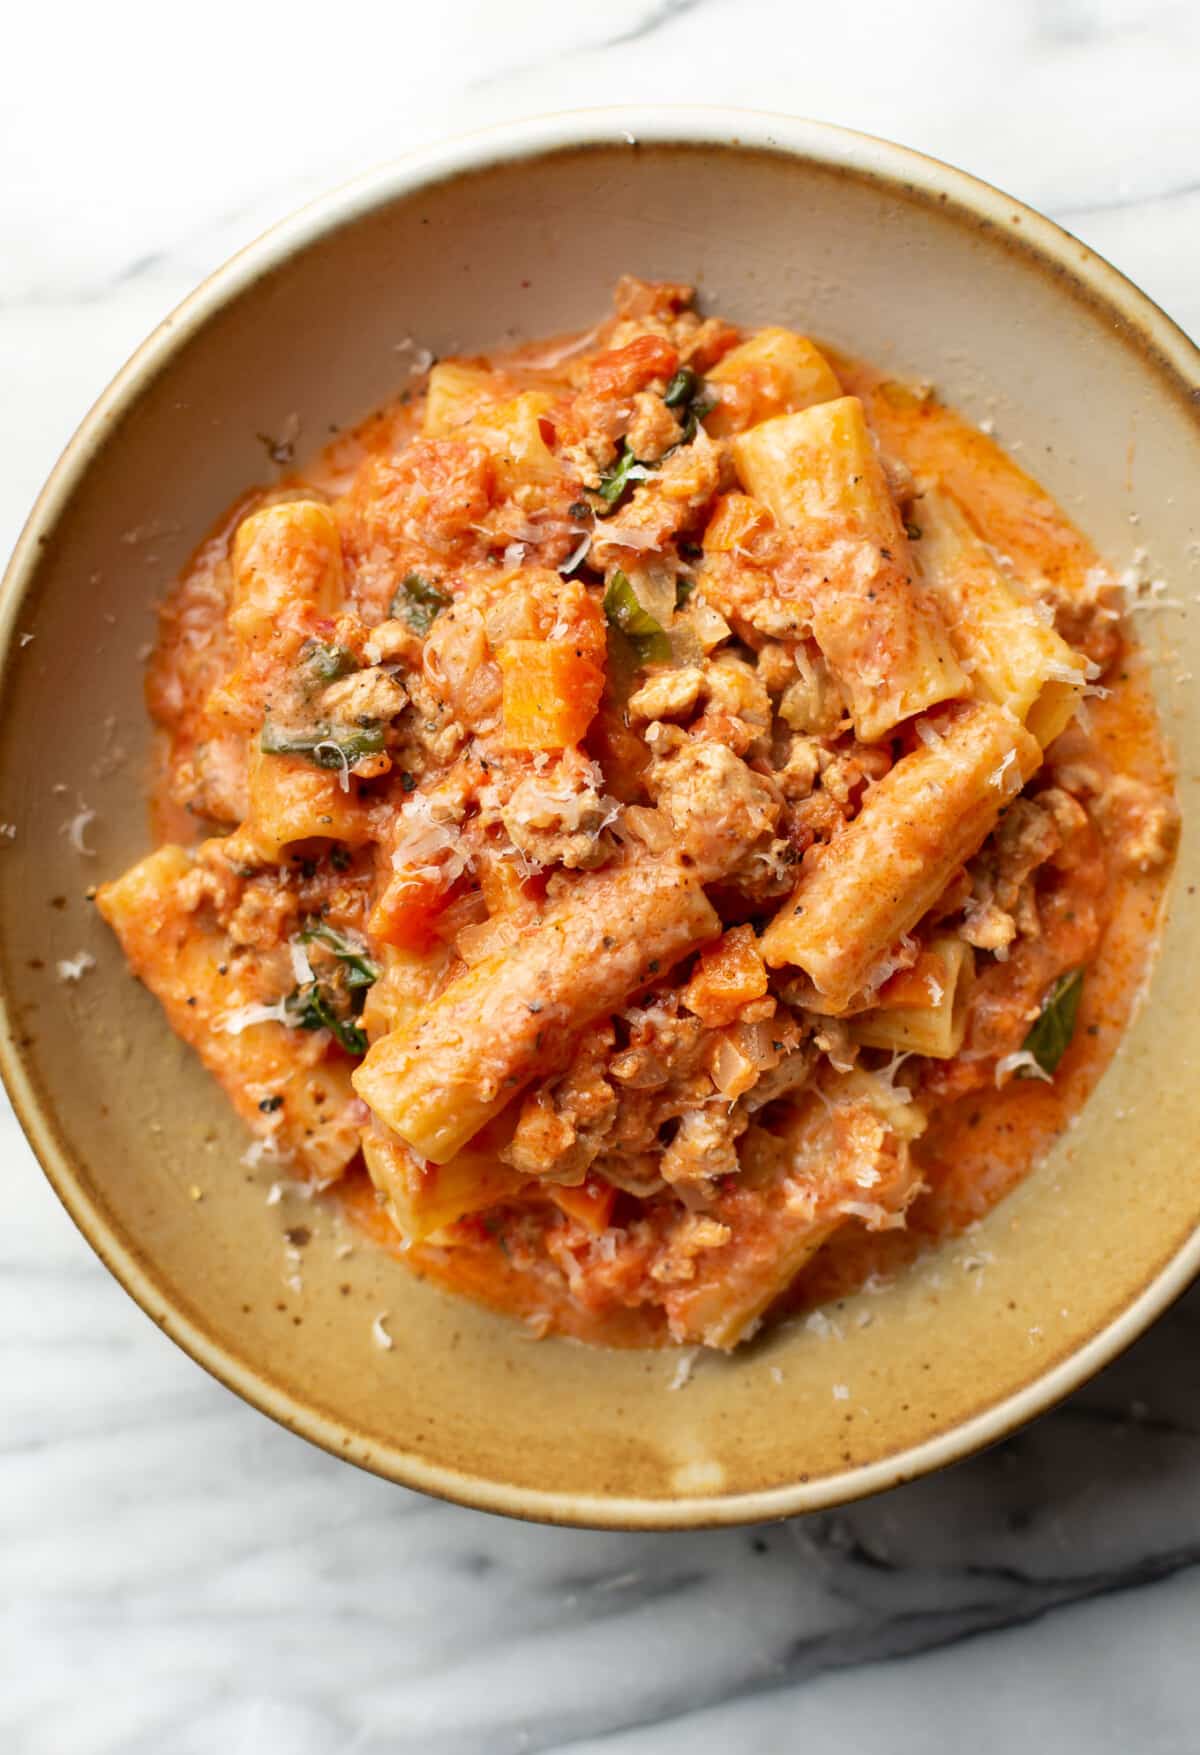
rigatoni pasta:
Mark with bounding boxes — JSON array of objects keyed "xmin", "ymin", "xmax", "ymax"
[
  {"xmin": 915, "ymin": 485, "xmax": 1088, "ymax": 746},
  {"xmin": 732, "ymin": 398, "xmax": 968, "ymax": 738},
  {"xmin": 98, "ymin": 276, "xmax": 1177, "ymax": 1353},
  {"xmin": 759, "ymin": 701, "xmax": 1043, "ymax": 1009}
]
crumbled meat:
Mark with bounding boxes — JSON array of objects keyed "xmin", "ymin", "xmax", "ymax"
[
  {"xmin": 503, "ymin": 1023, "xmax": 619, "ymax": 1180},
  {"xmin": 625, "ymin": 391, "xmax": 683, "ymax": 463},
  {"xmin": 775, "ymin": 736, "xmax": 824, "ymax": 801},
  {"xmin": 659, "ymin": 1106, "xmax": 748, "ymax": 1187},
  {"xmin": 960, "ymin": 792, "xmax": 1079, "ymax": 953},
  {"xmin": 1093, "ymin": 774, "xmax": 1180, "ymax": 873},
  {"xmin": 961, "ymin": 898, "xmax": 1018, "ymax": 957},
  {"xmin": 321, "ymin": 666, "xmax": 407, "ymax": 723},
  {"xmin": 363, "ymin": 619, "xmax": 425, "ymax": 668},
  {"xmin": 777, "ymin": 647, "xmax": 846, "ymax": 736},
  {"xmin": 751, "ymin": 640, "xmax": 798, "ymax": 695},
  {"xmin": 591, "ymin": 431, "xmax": 725, "ymax": 564},
  {"xmin": 1036, "ymin": 573, "xmax": 1123, "ymax": 672},
  {"xmin": 495, "ymin": 750, "xmax": 617, "ymax": 871},
  {"xmin": 627, "ymin": 667, "xmax": 705, "ymax": 722},
  {"xmin": 649, "ymin": 1211, "xmax": 734, "ymax": 1282},
  {"xmin": 693, "ymin": 654, "xmax": 771, "ymax": 737},
  {"xmin": 647, "ymin": 736, "xmax": 781, "ymax": 882},
  {"xmin": 226, "ymin": 879, "xmax": 299, "ymax": 950}
]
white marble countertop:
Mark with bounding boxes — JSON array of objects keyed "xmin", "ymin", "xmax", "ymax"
[{"xmin": 6, "ymin": 2, "xmax": 1200, "ymax": 1750}]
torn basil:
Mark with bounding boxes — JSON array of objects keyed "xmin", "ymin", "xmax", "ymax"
[
  {"xmin": 603, "ymin": 569, "xmax": 671, "ymax": 665},
  {"xmin": 261, "ymin": 720, "xmax": 386, "ymax": 769},
  {"xmin": 1021, "ymin": 969, "xmax": 1084, "ymax": 1076},
  {"xmin": 299, "ymin": 919, "xmax": 379, "ymax": 989},
  {"xmin": 391, "ymin": 572, "xmax": 450, "ymax": 634}
]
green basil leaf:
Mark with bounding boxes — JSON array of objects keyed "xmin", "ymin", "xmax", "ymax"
[
  {"xmin": 596, "ymin": 442, "xmax": 653, "ymax": 508},
  {"xmin": 299, "ymin": 919, "xmax": 379, "ymax": 989},
  {"xmin": 300, "ymin": 641, "xmax": 358, "ymax": 682},
  {"xmin": 603, "ymin": 569, "xmax": 671, "ymax": 665},
  {"xmin": 286, "ymin": 981, "xmax": 368, "ymax": 1056},
  {"xmin": 663, "ymin": 367, "xmax": 699, "ymax": 409},
  {"xmin": 1021, "ymin": 969, "xmax": 1084, "ymax": 1076},
  {"xmin": 309, "ymin": 727, "xmax": 385, "ymax": 769},
  {"xmin": 391, "ymin": 572, "xmax": 450, "ymax": 633},
  {"xmin": 261, "ymin": 720, "xmax": 385, "ymax": 769}
]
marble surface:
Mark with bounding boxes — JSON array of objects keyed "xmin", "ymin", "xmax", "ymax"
[{"xmin": 5, "ymin": 2, "xmax": 1200, "ymax": 1749}]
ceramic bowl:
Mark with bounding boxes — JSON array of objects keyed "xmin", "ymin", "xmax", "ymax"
[{"xmin": 2, "ymin": 110, "xmax": 1196, "ymax": 1528}]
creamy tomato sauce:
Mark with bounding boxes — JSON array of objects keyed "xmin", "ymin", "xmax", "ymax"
[{"xmin": 109, "ymin": 279, "xmax": 1177, "ymax": 1353}]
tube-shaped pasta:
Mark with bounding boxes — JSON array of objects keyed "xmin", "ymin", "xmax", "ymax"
[
  {"xmin": 706, "ymin": 328, "xmax": 842, "ymax": 436},
  {"xmin": 244, "ymin": 744, "xmax": 371, "ymax": 858},
  {"xmin": 424, "ymin": 360, "xmax": 506, "ymax": 435},
  {"xmin": 665, "ymin": 1069, "xmax": 925, "ymax": 1348},
  {"xmin": 354, "ymin": 860, "xmax": 720, "ymax": 1163},
  {"xmin": 732, "ymin": 398, "xmax": 967, "ymax": 738},
  {"xmin": 917, "ymin": 486, "xmax": 1087, "ymax": 747},
  {"xmin": 850, "ymin": 937, "xmax": 975, "ymax": 1059},
  {"xmin": 96, "ymin": 845, "xmax": 361, "ymax": 1182},
  {"xmin": 229, "ymin": 500, "xmax": 343, "ymax": 648},
  {"xmin": 760, "ymin": 701, "xmax": 1042, "ymax": 1008},
  {"xmin": 474, "ymin": 391, "xmax": 560, "ymax": 490},
  {"xmin": 362, "ymin": 1116, "xmax": 525, "ymax": 1242},
  {"xmin": 425, "ymin": 368, "xmax": 558, "ymax": 486}
]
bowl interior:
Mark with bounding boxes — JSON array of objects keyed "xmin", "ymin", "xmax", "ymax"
[{"xmin": 3, "ymin": 123, "xmax": 1198, "ymax": 1525}]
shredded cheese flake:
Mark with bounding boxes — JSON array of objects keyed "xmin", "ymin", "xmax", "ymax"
[
  {"xmin": 667, "ymin": 1347, "xmax": 700, "ymax": 1390},
  {"xmin": 62, "ymin": 802, "xmax": 97, "ymax": 856},
  {"xmin": 56, "ymin": 951, "xmax": 95, "ymax": 982},
  {"xmin": 220, "ymin": 998, "xmax": 296, "ymax": 1036},
  {"xmin": 994, "ymin": 1049, "xmax": 1054, "ymax": 1087}
]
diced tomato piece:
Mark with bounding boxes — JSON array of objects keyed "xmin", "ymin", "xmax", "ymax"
[
  {"xmin": 587, "ymin": 334, "xmax": 680, "ymax": 399},
  {"xmin": 547, "ymin": 1176, "xmax": 617, "ymax": 1235},
  {"xmin": 682, "ymin": 925, "xmax": 769, "ymax": 1027},
  {"xmin": 497, "ymin": 640, "xmax": 605, "ymax": 750}
]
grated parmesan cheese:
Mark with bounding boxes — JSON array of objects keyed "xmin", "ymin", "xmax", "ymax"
[
  {"xmin": 391, "ymin": 794, "xmax": 471, "ymax": 881},
  {"xmin": 668, "ymin": 1347, "xmax": 700, "ymax": 1390},
  {"xmin": 221, "ymin": 997, "xmax": 297, "ymax": 1036},
  {"xmin": 994, "ymin": 1049, "xmax": 1053, "ymax": 1087},
  {"xmin": 61, "ymin": 801, "xmax": 97, "ymax": 856},
  {"xmin": 987, "ymin": 749, "xmax": 1018, "ymax": 792},
  {"xmin": 289, "ymin": 940, "xmax": 316, "ymax": 986},
  {"xmin": 832, "ymin": 1383, "xmax": 850, "ymax": 1401},
  {"xmin": 556, "ymin": 531, "xmax": 592, "ymax": 574},
  {"xmin": 837, "ymin": 1199, "xmax": 909, "ymax": 1231},
  {"xmin": 56, "ymin": 951, "xmax": 95, "ymax": 982}
]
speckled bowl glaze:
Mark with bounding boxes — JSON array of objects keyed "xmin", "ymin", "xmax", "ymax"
[{"xmin": 2, "ymin": 111, "xmax": 1196, "ymax": 1528}]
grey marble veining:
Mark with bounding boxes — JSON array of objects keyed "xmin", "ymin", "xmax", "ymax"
[{"xmin": 5, "ymin": 2, "xmax": 1200, "ymax": 1749}]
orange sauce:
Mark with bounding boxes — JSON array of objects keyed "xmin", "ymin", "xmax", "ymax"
[{"xmin": 146, "ymin": 332, "xmax": 1177, "ymax": 1348}]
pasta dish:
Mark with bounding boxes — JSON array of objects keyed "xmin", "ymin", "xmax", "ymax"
[{"xmin": 97, "ymin": 278, "xmax": 1178, "ymax": 1349}]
